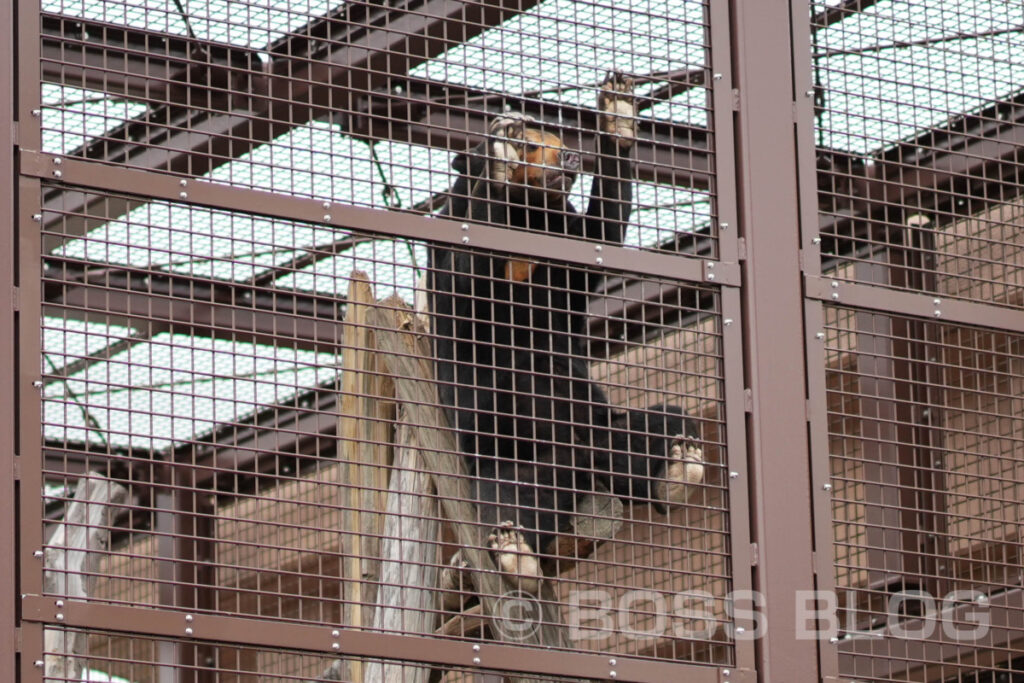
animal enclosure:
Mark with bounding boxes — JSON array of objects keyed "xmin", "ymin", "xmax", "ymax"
[{"xmin": 3, "ymin": 0, "xmax": 1024, "ymax": 681}]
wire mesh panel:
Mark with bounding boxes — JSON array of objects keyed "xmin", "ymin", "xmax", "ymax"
[
  {"xmin": 823, "ymin": 306, "xmax": 1024, "ymax": 681},
  {"xmin": 38, "ymin": 0, "xmax": 719, "ymax": 256},
  {"xmin": 23, "ymin": 0, "xmax": 744, "ymax": 678},
  {"xmin": 812, "ymin": 1, "xmax": 1024, "ymax": 309}
]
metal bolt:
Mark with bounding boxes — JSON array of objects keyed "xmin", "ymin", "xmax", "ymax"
[
  {"xmin": 722, "ymin": 671, "xmax": 730, "ymax": 678},
  {"xmin": 32, "ymin": 380, "xmax": 43, "ymax": 389},
  {"xmin": 735, "ymin": 626, "xmax": 745, "ymax": 635},
  {"xmin": 34, "ymin": 660, "xmax": 43, "ymax": 668},
  {"xmin": 179, "ymin": 192, "xmax": 188, "ymax": 199},
  {"xmin": 31, "ymin": 109, "xmax": 41, "ymax": 117},
  {"xmin": 708, "ymin": 262, "xmax": 715, "ymax": 269},
  {"xmin": 707, "ymin": 273, "xmax": 715, "ymax": 280},
  {"xmin": 472, "ymin": 645, "xmax": 480, "ymax": 652},
  {"xmin": 180, "ymin": 179, "xmax": 188, "ymax": 187},
  {"xmin": 56, "ymin": 613, "xmax": 64, "ymax": 621},
  {"xmin": 322, "ymin": 201, "xmax": 330, "ymax": 209},
  {"xmin": 724, "ymin": 318, "xmax": 733, "ymax": 326},
  {"xmin": 609, "ymin": 659, "xmax": 617, "ymax": 666},
  {"xmin": 713, "ymin": 73, "xmax": 723, "ymax": 81},
  {"xmin": 831, "ymin": 292, "xmax": 839, "ymax": 300},
  {"xmin": 461, "ymin": 223, "xmax": 469, "ymax": 231},
  {"xmin": 816, "ymin": 332, "xmax": 825, "ymax": 340},
  {"xmin": 609, "ymin": 673, "xmax": 617, "ymax": 679},
  {"xmin": 56, "ymin": 600, "xmax": 64, "ymax": 608},
  {"xmin": 805, "ymin": 89, "xmax": 815, "ymax": 97},
  {"xmin": 933, "ymin": 298, "xmax": 941, "ymax": 305},
  {"xmin": 53, "ymin": 170, "xmax": 62, "ymax": 178},
  {"xmin": 323, "ymin": 214, "xmax": 331, "ymax": 222},
  {"xmin": 185, "ymin": 627, "xmax": 193, "ymax": 635},
  {"xmin": 977, "ymin": 594, "xmax": 988, "ymax": 604},
  {"xmin": 829, "ymin": 636, "xmax": 840, "ymax": 644},
  {"xmin": 812, "ymin": 237, "xmax": 821, "ymax": 244},
  {"xmin": 461, "ymin": 236, "xmax": 470, "ymax": 244},
  {"xmin": 596, "ymin": 257, "xmax": 603, "ymax": 265},
  {"xmin": 332, "ymin": 642, "xmax": 340, "ymax": 650},
  {"xmin": 720, "ymin": 222, "xmax": 728, "ymax": 230},
  {"xmin": 32, "ymin": 214, "xmax": 42, "ymax": 222},
  {"xmin": 830, "ymin": 281, "xmax": 839, "ymax": 288},
  {"xmin": 472, "ymin": 657, "xmax": 481, "ymax": 665},
  {"xmin": 933, "ymin": 310, "xmax": 942, "ymax": 318},
  {"xmin": 185, "ymin": 615, "xmax": 193, "ymax": 623},
  {"xmin": 52, "ymin": 157, "xmax": 62, "ymax": 166},
  {"xmin": 33, "ymin": 550, "xmax": 43, "ymax": 558},
  {"xmin": 823, "ymin": 483, "xmax": 833, "ymax": 491},
  {"xmin": 729, "ymin": 471, "xmax": 739, "ymax": 479},
  {"xmin": 595, "ymin": 245, "xmax": 603, "ymax": 252},
  {"xmin": 332, "ymin": 630, "xmax": 340, "ymax": 637}
]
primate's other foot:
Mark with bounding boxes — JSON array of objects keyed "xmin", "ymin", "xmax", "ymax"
[
  {"xmin": 653, "ymin": 437, "xmax": 705, "ymax": 510},
  {"xmin": 439, "ymin": 551, "xmax": 471, "ymax": 611},
  {"xmin": 488, "ymin": 521, "xmax": 542, "ymax": 594}
]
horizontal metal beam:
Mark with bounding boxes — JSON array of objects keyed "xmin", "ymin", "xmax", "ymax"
[
  {"xmin": 21, "ymin": 596, "xmax": 719, "ymax": 683},
  {"xmin": 805, "ymin": 276, "xmax": 1024, "ymax": 334}
]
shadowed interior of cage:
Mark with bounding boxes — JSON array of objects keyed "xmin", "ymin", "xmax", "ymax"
[{"xmin": 813, "ymin": 1, "xmax": 1024, "ymax": 678}]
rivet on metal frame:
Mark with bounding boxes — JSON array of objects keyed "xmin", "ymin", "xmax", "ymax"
[
  {"xmin": 32, "ymin": 381, "xmax": 43, "ymax": 389},
  {"xmin": 56, "ymin": 613, "xmax": 64, "ymax": 621},
  {"xmin": 596, "ymin": 257, "xmax": 603, "ymax": 265},
  {"xmin": 724, "ymin": 318, "xmax": 733, "ymax": 326},
  {"xmin": 323, "ymin": 215, "xmax": 332, "ymax": 222},
  {"xmin": 932, "ymin": 298, "xmax": 941, "ymax": 305},
  {"xmin": 472, "ymin": 645, "xmax": 481, "ymax": 652},
  {"xmin": 322, "ymin": 201, "xmax": 330, "ymax": 209},
  {"xmin": 815, "ymin": 332, "xmax": 825, "ymax": 340},
  {"xmin": 180, "ymin": 179, "xmax": 188, "ymax": 187},
  {"xmin": 52, "ymin": 157, "xmax": 62, "ymax": 166},
  {"xmin": 933, "ymin": 310, "xmax": 942, "ymax": 318},
  {"xmin": 34, "ymin": 660, "xmax": 43, "ymax": 668},
  {"xmin": 713, "ymin": 73, "xmax": 723, "ymax": 81},
  {"xmin": 812, "ymin": 237, "xmax": 821, "ymax": 244},
  {"xmin": 185, "ymin": 627, "xmax": 193, "ymax": 636},
  {"xmin": 332, "ymin": 643, "xmax": 340, "ymax": 650},
  {"xmin": 722, "ymin": 670, "xmax": 731, "ymax": 678},
  {"xmin": 31, "ymin": 110, "xmax": 41, "ymax": 117},
  {"xmin": 830, "ymin": 281, "xmax": 838, "ymax": 288},
  {"xmin": 461, "ymin": 223, "xmax": 469, "ymax": 231},
  {"xmin": 823, "ymin": 483, "xmax": 833, "ymax": 492},
  {"xmin": 180, "ymin": 192, "xmax": 188, "ymax": 200},
  {"xmin": 595, "ymin": 245, "xmax": 602, "ymax": 252},
  {"xmin": 33, "ymin": 550, "xmax": 43, "ymax": 558},
  {"xmin": 32, "ymin": 214, "xmax": 42, "ymax": 222},
  {"xmin": 332, "ymin": 630, "xmax": 340, "ymax": 638},
  {"xmin": 472, "ymin": 657, "xmax": 481, "ymax": 665},
  {"xmin": 734, "ymin": 626, "xmax": 746, "ymax": 635},
  {"xmin": 53, "ymin": 170, "xmax": 62, "ymax": 178},
  {"xmin": 462, "ymin": 236, "xmax": 470, "ymax": 244},
  {"xmin": 185, "ymin": 615, "xmax": 194, "ymax": 623},
  {"xmin": 729, "ymin": 471, "xmax": 739, "ymax": 479},
  {"xmin": 720, "ymin": 222, "xmax": 728, "ymax": 231},
  {"xmin": 56, "ymin": 600, "xmax": 64, "ymax": 608},
  {"xmin": 609, "ymin": 672, "xmax": 617, "ymax": 679},
  {"xmin": 831, "ymin": 292, "xmax": 839, "ymax": 300},
  {"xmin": 805, "ymin": 90, "xmax": 814, "ymax": 97}
]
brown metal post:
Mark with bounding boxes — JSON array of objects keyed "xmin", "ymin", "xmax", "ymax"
[
  {"xmin": 1, "ymin": 0, "xmax": 18, "ymax": 677},
  {"xmin": 730, "ymin": 0, "xmax": 820, "ymax": 679}
]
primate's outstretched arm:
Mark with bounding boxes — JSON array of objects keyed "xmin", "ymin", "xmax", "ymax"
[{"xmin": 584, "ymin": 72, "xmax": 637, "ymax": 245}]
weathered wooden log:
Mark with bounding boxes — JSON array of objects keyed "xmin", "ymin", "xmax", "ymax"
[
  {"xmin": 337, "ymin": 272, "xmax": 395, "ymax": 683},
  {"xmin": 362, "ymin": 422, "xmax": 440, "ymax": 683},
  {"xmin": 368, "ymin": 297, "xmax": 588, "ymax": 683},
  {"xmin": 43, "ymin": 475, "xmax": 129, "ymax": 681}
]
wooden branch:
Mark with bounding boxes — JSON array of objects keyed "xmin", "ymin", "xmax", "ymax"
[
  {"xmin": 337, "ymin": 271, "xmax": 396, "ymax": 683},
  {"xmin": 368, "ymin": 296, "xmax": 588, "ymax": 683},
  {"xmin": 43, "ymin": 475, "xmax": 129, "ymax": 681},
  {"xmin": 363, "ymin": 422, "xmax": 440, "ymax": 683}
]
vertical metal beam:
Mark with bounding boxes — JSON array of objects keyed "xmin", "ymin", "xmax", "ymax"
[
  {"xmin": 731, "ymin": 1, "xmax": 820, "ymax": 679},
  {"xmin": 0, "ymin": 0, "xmax": 18, "ymax": 677}
]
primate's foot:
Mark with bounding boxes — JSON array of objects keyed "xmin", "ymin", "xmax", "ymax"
[
  {"xmin": 653, "ymin": 437, "xmax": 705, "ymax": 510},
  {"xmin": 488, "ymin": 521, "xmax": 542, "ymax": 594},
  {"xmin": 439, "ymin": 551, "xmax": 471, "ymax": 611}
]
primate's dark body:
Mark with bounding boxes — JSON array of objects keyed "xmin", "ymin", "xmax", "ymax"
[{"xmin": 429, "ymin": 117, "xmax": 698, "ymax": 556}]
